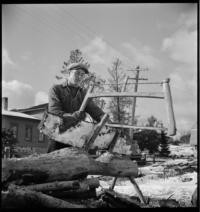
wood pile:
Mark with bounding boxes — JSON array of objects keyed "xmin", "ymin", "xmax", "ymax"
[{"xmin": 2, "ymin": 147, "xmax": 142, "ymax": 208}]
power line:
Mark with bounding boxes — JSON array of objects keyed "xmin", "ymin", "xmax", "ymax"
[
  {"xmin": 45, "ymin": 5, "xmax": 135, "ymax": 69},
  {"xmin": 15, "ymin": 5, "xmax": 87, "ymax": 48},
  {"xmin": 14, "ymin": 5, "xmax": 138, "ymax": 69},
  {"xmin": 100, "ymin": 81, "xmax": 163, "ymax": 86},
  {"xmin": 44, "ymin": 6, "xmax": 91, "ymax": 43},
  {"xmin": 11, "ymin": 5, "xmax": 51, "ymax": 38},
  {"xmin": 62, "ymin": 7, "xmax": 136, "ymax": 67}
]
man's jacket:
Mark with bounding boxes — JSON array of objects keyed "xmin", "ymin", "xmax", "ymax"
[{"xmin": 48, "ymin": 81, "xmax": 104, "ymax": 130}]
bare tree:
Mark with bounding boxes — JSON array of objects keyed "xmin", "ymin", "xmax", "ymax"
[{"xmin": 107, "ymin": 58, "xmax": 130, "ymax": 124}]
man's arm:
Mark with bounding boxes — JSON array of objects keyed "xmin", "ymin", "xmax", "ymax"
[
  {"xmin": 85, "ymin": 99, "xmax": 105, "ymax": 123},
  {"xmin": 49, "ymin": 85, "xmax": 85, "ymax": 121},
  {"xmin": 48, "ymin": 85, "xmax": 65, "ymax": 117}
]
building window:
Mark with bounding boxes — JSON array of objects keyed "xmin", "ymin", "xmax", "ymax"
[
  {"xmin": 38, "ymin": 132, "xmax": 44, "ymax": 143},
  {"xmin": 25, "ymin": 126, "xmax": 32, "ymax": 142},
  {"xmin": 10, "ymin": 123, "xmax": 18, "ymax": 139}
]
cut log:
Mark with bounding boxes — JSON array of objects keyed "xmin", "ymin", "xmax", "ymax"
[
  {"xmin": 47, "ymin": 187, "xmax": 97, "ymax": 199},
  {"xmin": 2, "ymin": 148, "xmax": 138, "ymax": 186},
  {"xmin": 2, "ymin": 187, "xmax": 86, "ymax": 208},
  {"xmin": 102, "ymin": 194, "xmax": 126, "ymax": 208},
  {"xmin": 83, "ymin": 113, "xmax": 109, "ymax": 151},
  {"xmin": 101, "ymin": 189, "xmax": 144, "ymax": 208},
  {"xmin": 41, "ymin": 114, "xmax": 133, "ymax": 155},
  {"xmin": 20, "ymin": 178, "xmax": 99, "ymax": 192},
  {"xmin": 159, "ymin": 199, "xmax": 180, "ymax": 207}
]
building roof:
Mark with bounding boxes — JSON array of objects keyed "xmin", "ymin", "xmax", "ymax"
[
  {"xmin": 2, "ymin": 110, "xmax": 40, "ymax": 120},
  {"xmin": 12, "ymin": 103, "xmax": 48, "ymax": 113}
]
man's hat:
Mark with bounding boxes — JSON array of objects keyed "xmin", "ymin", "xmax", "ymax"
[{"xmin": 67, "ymin": 63, "xmax": 89, "ymax": 74}]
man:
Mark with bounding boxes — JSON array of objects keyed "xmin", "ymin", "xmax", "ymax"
[{"xmin": 47, "ymin": 62, "xmax": 105, "ymax": 153}]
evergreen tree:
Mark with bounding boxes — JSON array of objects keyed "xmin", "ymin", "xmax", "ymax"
[
  {"xmin": 55, "ymin": 49, "xmax": 90, "ymax": 80},
  {"xmin": 56, "ymin": 49, "xmax": 106, "ymax": 109},
  {"xmin": 133, "ymin": 129, "xmax": 160, "ymax": 154},
  {"xmin": 159, "ymin": 130, "xmax": 170, "ymax": 157}
]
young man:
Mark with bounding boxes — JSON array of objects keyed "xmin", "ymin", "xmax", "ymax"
[{"xmin": 47, "ymin": 62, "xmax": 105, "ymax": 152}]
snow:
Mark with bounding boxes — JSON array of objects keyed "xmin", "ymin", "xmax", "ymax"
[
  {"xmin": 169, "ymin": 144, "xmax": 196, "ymax": 158},
  {"xmin": 97, "ymin": 172, "xmax": 197, "ymax": 207},
  {"xmin": 2, "ymin": 110, "xmax": 40, "ymax": 120},
  {"xmin": 95, "ymin": 144, "xmax": 197, "ymax": 207}
]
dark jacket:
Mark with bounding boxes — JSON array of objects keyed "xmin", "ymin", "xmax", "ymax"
[{"xmin": 48, "ymin": 81, "xmax": 104, "ymax": 123}]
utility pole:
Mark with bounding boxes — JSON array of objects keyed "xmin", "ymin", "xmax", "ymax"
[{"xmin": 123, "ymin": 66, "xmax": 148, "ymax": 139}]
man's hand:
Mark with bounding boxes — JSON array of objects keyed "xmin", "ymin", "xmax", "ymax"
[
  {"xmin": 72, "ymin": 111, "xmax": 85, "ymax": 120},
  {"xmin": 107, "ymin": 117, "xmax": 113, "ymax": 124},
  {"xmin": 63, "ymin": 111, "xmax": 85, "ymax": 121}
]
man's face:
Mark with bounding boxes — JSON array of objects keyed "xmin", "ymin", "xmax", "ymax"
[{"xmin": 68, "ymin": 68, "xmax": 86, "ymax": 87}]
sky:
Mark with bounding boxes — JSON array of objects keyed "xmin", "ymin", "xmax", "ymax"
[{"xmin": 2, "ymin": 3, "xmax": 197, "ymax": 133}]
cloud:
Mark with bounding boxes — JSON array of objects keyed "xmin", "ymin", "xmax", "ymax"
[
  {"xmin": 82, "ymin": 36, "xmax": 134, "ymax": 68},
  {"xmin": 156, "ymin": 6, "xmax": 197, "ymax": 32},
  {"xmin": 122, "ymin": 42, "xmax": 160, "ymax": 69},
  {"xmin": 178, "ymin": 6, "xmax": 197, "ymax": 29},
  {"xmin": 82, "ymin": 37, "xmax": 113, "ymax": 65},
  {"xmin": 35, "ymin": 91, "xmax": 48, "ymax": 105},
  {"xmin": 82, "ymin": 36, "xmax": 160, "ymax": 81},
  {"xmin": 162, "ymin": 6, "xmax": 197, "ymax": 65},
  {"xmin": 21, "ymin": 51, "xmax": 32, "ymax": 61},
  {"xmin": 162, "ymin": 29, "xmax": 197, "ymax": 64},
  {"xmin": 2, "ymin": 80, "xmax": 33, "ymax": 95},
  {"xmin": 3, "ymin": 48, "xmax": 15, "ymax": 67},
  {"xmin": 169, "ymin": 71, "xmax": 197, "ymax": 131},
  {"xmin": 161, "ymin": 9, "xmax": 197, "ymax": 132},
  {"xmin": 2, "ymin": 80, "xmax": 35, "ymax": 109}
]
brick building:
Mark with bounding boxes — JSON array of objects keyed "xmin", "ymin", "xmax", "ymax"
[{"xmin": 2, "ymin": 97, "xmax": 49, "ymax": 154}]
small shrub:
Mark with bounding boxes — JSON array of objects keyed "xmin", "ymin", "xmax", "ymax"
[{"xmin": 2, "ymin": 128, "xmax": 18, "ymax": 158}]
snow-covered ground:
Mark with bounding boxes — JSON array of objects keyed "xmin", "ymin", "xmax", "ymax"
[
  {"xmin": 95, "ymin": 144, "xmax": 197, "ymax": 207},
  {"xmin": 169, "ymin": 144, "xmax": 197, "ymax": 158}
]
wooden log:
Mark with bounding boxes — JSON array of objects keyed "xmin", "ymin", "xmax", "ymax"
[
  {"xmin": 20, "ymin": 178, "xmax": 99, "ymax": 192},
  {"xmin": 2, "ymin": 148, "xmax": 138, "ymax": 186},
  {"xmin": 101, "ymin": 189, "xmax": 143, "ymax": 208},
  {"xmin": 41, "ymin": 115, "xmax": 134, "ymax": 156},
  {"xmin": 42, "ymin": 118, "xmax": 115, "ymax": 149},
  {"xmin": 47, "ymin": 187, "xmax": 97, "ymax": 199},
  {"xmin": 83, "ymin": 114, "xmax": 109, "ymax": 151},
  {"xmin": 102, "ymin": 194, "xmax": 126, "ymax": 208},
  {"xmin": 159, "ymin": 199, "xmax": 180, "ymax": 207},
  {"xmin": 2, "ymin": 186, "xmax": 86, "ymax": 208}
]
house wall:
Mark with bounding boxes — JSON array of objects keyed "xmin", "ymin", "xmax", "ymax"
[
  {"xmin": 2, "ymin": 115, "xmax": 48, "ymax": 151},
  {"xmin": 190, "ymin": 129, "xmax": 197, "ymax": 146}
]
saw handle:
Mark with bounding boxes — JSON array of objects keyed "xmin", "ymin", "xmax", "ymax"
[{"xmin": 79, "ymin": 84, "xmax": 95, "ymax": 112}]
